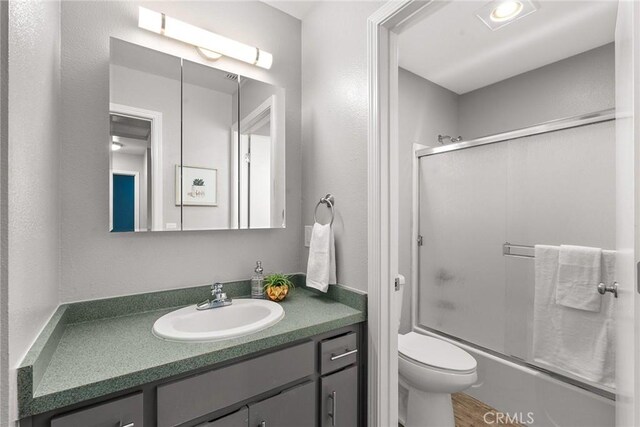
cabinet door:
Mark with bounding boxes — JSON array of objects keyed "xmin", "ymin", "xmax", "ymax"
[
  {"xmin": 195, "ymin": 407, "xmax": 248, "ymax": 427},
  {"xmin": 50, "ymin": 392, "xmax": 142, "ymax": 427},
  {"xmin": 248, "ymin": 381, "xmax": 315, "ymax": 427},
  {"xmin": 157, "ymin": 341, "xmax": 314, "ymax": 427},
  {"xmin": 320, "ymin": 366, "xmax": 358, "ymax": 427}
]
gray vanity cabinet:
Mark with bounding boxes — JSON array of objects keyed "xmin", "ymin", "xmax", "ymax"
[
  {"xmin": 156, "ymin": 341, "xmax": 315, "ymax": 427},
  {"xmin": 27, "ymin": 323, "xmax": 364, "ymax": 427},
  {"xmin": 247, "ymin": 381, "xmax": 316, "ymax": 427},
  {"xmin": 320, "ymin": 366, "xmax": 358, "ymax": 427},
  {"xmin": 49, "ymin": 392, "xmax": 143, "ymax": 427},
  {"xmin": 195, "ymin": 407, "xmax": 249, "ymax": 427}
]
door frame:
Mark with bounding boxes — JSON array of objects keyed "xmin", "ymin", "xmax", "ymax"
[
  {"xmin": 111, "ymin": 170, "xmax": 140, "ymax": 232},
  {"xmin": 110, "ymin": 103, "xmax": 163, "ymax": 231},
  {"xmin": 367, "ymin": 1, "xmax": 437, "ymax": 425}
]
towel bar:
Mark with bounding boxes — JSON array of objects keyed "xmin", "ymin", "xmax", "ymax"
[
  {"xmin": 502, "ymin": 242, "xmax": 615, "ymax": 259},
  {"xmin": 503, "ymin": 242, "xmax": 535, "ymax": 258},
  {"xmin": 314, "ymin": 194, "xmax": 335, "ymax": 225}
]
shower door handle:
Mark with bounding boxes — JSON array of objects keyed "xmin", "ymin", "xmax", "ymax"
[{"xmin": 597, "ymin": 282, "xmax": 618, "ymax": 298}]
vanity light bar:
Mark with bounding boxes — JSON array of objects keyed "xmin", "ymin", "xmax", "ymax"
[{"xmin": 138, "ymin": 7, "xmax": 273, "ymax": 69}]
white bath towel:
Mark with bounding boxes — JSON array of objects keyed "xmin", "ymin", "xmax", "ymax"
[
  {"xmin": 306, "ymin": 222, "xmax": 336, "ymax": 292},
  {"xmin": 555, "ymin": 245, "xmax": 603, "ymax": 312},
  {"xmin": 533, "ymin": 245, "xmax": 615, "ymax": 389}
]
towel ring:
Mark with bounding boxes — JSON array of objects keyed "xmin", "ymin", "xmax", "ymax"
[{"xmin": 314, "ymin": 194, "xmax": 335, "ymax": 226}]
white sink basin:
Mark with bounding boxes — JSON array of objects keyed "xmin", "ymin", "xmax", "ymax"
[{"xmin": 152, "ymin": 299, "xmax": 285, "ymax": 342}]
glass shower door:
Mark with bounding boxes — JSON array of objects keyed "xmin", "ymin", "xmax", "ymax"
[{"xmin": 417, "ymin": 119, "xmax": 616, "ymax": 390}]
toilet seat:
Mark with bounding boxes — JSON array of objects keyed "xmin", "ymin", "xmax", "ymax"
[{"xmin": 398, "ymin": 332, "xmax": 477, "ymax": 374}]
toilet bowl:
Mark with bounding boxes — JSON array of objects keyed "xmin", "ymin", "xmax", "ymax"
[{"xmin": 398, "ymin": 332, "xmax": 477, "ymax": 427}]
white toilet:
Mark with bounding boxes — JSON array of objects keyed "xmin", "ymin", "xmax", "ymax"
[{"xmin": 396, "ymin": 280, "xmax": 478, "ymax": 427}]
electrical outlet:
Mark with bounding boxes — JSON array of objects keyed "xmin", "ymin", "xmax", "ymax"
[{"xmin": 304, "ymin": 225, "xmax": 313, "ymax": 247}]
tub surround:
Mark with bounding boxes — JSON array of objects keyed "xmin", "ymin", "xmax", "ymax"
[{"xmin": 17, "ymin": 275, "xmax": 366, "ymax": 418}]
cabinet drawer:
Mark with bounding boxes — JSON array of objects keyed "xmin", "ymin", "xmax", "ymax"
[
  {"xmin": 195, "ymin": 407, "xmax": 249, "ymax": 427},
  {"xmin": 157, "ymin": 341, "xmax": 315, "ymax": 427},
  {"xmin": 321, "ymin": 366, "xmax": 358, "ymax": 427},
  {"xmin": 50, "ymin": 392, "xmax": 142, "ymax": 427},
  {"xmin": 248, "ymin": 381, "xmax": 315, "ymax": 427},
  {"xmin": 319, "ymin": 332, "xmax": 358, "ymax": 375}
]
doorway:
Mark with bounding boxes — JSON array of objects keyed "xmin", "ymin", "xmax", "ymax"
[
  {"xmin": 368, "ymin": 1, "xmax": 640, "ymax": 426},
  {"xmin": 111, "ymin": 171, "xmax": 139, "ymax": 232}
]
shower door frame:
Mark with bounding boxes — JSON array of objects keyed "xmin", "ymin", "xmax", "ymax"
[{"xmin": 411, "ymin": 110, "xmax": 617, "ymax": 400}]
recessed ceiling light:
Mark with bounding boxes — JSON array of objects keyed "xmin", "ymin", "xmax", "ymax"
[
  {"xmin": 491, "ymin": 1, "xmax": 523, "ymax": 22},
  {"xmin": 476, "ymin": 0, "xmax": 537, "ymax": 31},
  {"xmin": 111, "ymin": 142, "xmax": 123, "ymax": 151}
]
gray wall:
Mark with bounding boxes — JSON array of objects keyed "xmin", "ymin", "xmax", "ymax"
[
  {"xmin": 7, "ymin": 0, "xmax": 61, "ymax": 422},
  {"xmin": 60, "ymin": 1, "xmax": 301, "ymax": 302},
  {"xmin": 398, "ymin": 68, "xmax": 458, "ymax": 332},
  {"xmin": 301, "ymin": 1, "xmax": 383, "ymax": 292},
  {"xmin": 458, "ymin": 43, "xmax": 615, "ymax": 139}
]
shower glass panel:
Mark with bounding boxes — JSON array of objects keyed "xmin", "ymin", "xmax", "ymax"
[
  {"xmin": 418, "ymin": 120, "xmax": 615, "ymax": 386},
  {"xmin": 419, "ymin": 143, "xmax": 508, "ymax": 353}
]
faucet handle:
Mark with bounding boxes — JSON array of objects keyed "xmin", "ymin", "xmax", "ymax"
[{"xmin": 211, "ymin": 282, "xmax": 223, "ymax": 294}]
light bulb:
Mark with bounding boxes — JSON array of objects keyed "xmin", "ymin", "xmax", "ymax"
[{"xmin": 490, "ymin": 1, "xmax": 523, "ymax": 22}]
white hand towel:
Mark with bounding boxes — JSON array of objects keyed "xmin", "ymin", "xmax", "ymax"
[
  {"xmin": 533, "ymin": 245, "xmax": 615, "ymax": 389},
  {"xmin": 306, "ymin": 222, "xmax": 337, "ymax": 292},
  {"xmin": 555, "ymin": 245, "xmax": 602, "ymax": 312}
]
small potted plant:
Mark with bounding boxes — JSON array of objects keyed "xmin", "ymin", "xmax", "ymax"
[
  {"xmin": 263, "ymin": 273, "xmax": 294, "ymax": 302},
  {"xmin": 191, "ymin": 178, "xmax": 205, "ymax": 198}
]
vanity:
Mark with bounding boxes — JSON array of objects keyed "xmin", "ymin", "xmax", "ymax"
[{"xmin": 18, "ymin": 278, "xmax": 367, "ymax": 427}]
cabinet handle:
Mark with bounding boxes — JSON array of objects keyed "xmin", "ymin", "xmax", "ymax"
[
  {"xmin": 330, "ymin": 348, "xmax": 358, "ymax": 361},
  {"xmin": 120, "ymin": 423, "xmax": 134, "ymax": 427},
  {"xmin": 260, "ymin": 421, "xmax": 266, "ymax": 427},
  {"xmin": 328, "ymin": 391, "xmax": 337, "ymax": 426}
]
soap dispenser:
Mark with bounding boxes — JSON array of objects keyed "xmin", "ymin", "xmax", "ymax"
[{"xmin": 251, "ymin": 261, "xmax": 265, "ymax": 299}]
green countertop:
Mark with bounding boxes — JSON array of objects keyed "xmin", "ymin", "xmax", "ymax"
[{"xmin": 18, "ymin": 278, "xmax": 366, "ymax": 418}]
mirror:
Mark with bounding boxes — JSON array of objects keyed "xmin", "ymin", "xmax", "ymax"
[
  {"xmin": 235, "ymin": 76, "xmax": 286, "ymax": 229},
  {"xmin": 109, "ymin": 38, "xmax": 182, "ymax": 232},
  {"xmin": 181, "ymin": 60, "xmax": 239, "ymax": 231},
  {"xmin": 109, "ymin": 38, "xmax": 286, "ymax": 232}
]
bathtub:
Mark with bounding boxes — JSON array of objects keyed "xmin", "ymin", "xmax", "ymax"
[{"xmin": 414, "ymin": 328, "xmax": 615, "ymax": 427}]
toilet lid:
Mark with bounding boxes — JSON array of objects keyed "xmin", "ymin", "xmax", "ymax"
[{"xmin": 398, "ymin": 332, "xmax": 477, "ymax": 373}]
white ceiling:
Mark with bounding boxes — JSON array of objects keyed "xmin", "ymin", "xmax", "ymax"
[
  {"xmin": 399, "ymin": 1, "xmax": 618, "ymax": 94},
  {"xmin": 261, "ymin": 1, "xmax": 318, "ymax": 20}
]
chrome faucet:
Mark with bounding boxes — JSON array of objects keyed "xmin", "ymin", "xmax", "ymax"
[{"xmin": 196, "ymin": 282, "xmax": 233, "ymax": 310}]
